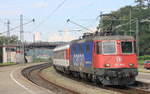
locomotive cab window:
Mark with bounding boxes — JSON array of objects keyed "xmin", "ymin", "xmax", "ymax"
[
  {"xmin": 96, "ymin": 42, "xmax": 102, "ymax": 54},
  {"xmin": 102, "ymin": 41, "xmax": 116, "ymax": 54},
  {"xmin": 121, "ymin": 41, "xmax": 133, "ymax": 54}
]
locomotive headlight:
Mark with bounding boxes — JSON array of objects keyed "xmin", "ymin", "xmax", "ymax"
[
  {"xmin": 104, "ymin": 64, "xmax": 110, "ymax": 67},
  {"xmin": 129, "ymin": 63, "xmax": 134, "ymax": 67}
]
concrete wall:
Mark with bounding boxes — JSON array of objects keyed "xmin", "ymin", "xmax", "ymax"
[
  {"xmin": 3, "ymin": 46, "xmax": 7, "ymax": 63},
  {"xmin": 3, "ymin": 47, "xmax": 18, "ymax": 63}
]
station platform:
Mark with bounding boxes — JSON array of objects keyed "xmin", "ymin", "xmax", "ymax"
[{"xmin": 0, "ymin": 63, "xmax": 54, "ymax": 94}]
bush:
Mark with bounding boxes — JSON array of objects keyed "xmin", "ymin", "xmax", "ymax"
[
  {"xmin": 48, "ymin": 58, "xmax": 53, "ymax": 65},
  {"xmin": 139, "ymin": 55, "xmax": 150, "ymax": 60},
  {"xmin": 33, "ymin": 58, "xmax": 48, "ymax": 63},
  {"xmin": 0, "ymin": 62, "xmax": 16, "ymax": 67}
]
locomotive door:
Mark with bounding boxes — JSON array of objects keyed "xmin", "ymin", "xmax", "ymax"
[{"xmin": 83, "ymin": 41, "xmax": 93, "ymax": 68}]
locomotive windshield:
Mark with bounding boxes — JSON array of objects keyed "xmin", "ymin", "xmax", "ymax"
[
  {"xmin": 102, "ymin": 41, "xmax": 116, "ymax": 54},
  {"xmin": 121, "ymin": 41, "xmax": 133, "ymax": 54}
]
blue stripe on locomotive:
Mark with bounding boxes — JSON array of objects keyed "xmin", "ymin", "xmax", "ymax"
[{"xmin": 71, "ymin": 41, "xmax": 93, "ymax": 67}]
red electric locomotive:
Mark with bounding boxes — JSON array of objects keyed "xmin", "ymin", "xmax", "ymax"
[{"xmin": 53, "ymin": 33, "xmax": 138, "ymax": 85}]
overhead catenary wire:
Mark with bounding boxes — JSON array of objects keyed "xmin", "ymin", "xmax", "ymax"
[
  {"xmin": 32, "ymin": 0, "xmax": 67, "ymax": 32},
  {"xmin": 0, "ymin": 19, "xmax": 35, "ymax": 35},
  {"xmin": 67, "ymin": 19, "xmax": 94, "ymax": 32}
]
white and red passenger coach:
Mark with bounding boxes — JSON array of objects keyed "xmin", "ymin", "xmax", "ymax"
[{"xmin": 53, "ymin": 44, "xmax": 70, "ymax": 72}]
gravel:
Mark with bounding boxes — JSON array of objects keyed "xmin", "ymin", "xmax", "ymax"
[{"xmin": 40, "ymin": 67, "xmax": 121, "ymax": 94}]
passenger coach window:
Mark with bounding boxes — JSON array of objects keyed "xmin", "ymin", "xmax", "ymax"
[
  {"xmin": 121, "ymin": 41, "xmax": 133, "ymax": 54},
  {"xmin": 102, "ymin": 41, "xmax": 116, "ymax": 54}
]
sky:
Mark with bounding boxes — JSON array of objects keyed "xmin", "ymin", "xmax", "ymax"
[{"xmin": 0, "ymin": 0, "xmax": 135, "ymax": 42}]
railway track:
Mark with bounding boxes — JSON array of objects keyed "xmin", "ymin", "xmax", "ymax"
[
  {"xmin": 21, "ymin": 63, "xmax": 150, "ymax": 94},
  {"xmin": 55, "ymin": 69, "xmax": 150, "ymax": 94},
  {"xmin": 21, "ymin": 63, "xmax": 79, "ymax": 94}
]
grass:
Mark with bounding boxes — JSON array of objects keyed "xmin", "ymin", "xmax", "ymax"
[
  {"xmin": 137, "ymin": 59, "xmax": 150, "ymax": 73},
  {"xmin": 138, "ymin": 60, "xmax": 144, "ymax": 65},
  {"xmin": 33, "ymin": 58, "xmax": 49, "ymax": 63},
  {"xmin": 138, "ymin": 69, "xmax": 150, "ymax": 73},
  {"xmin": 0, "ymin": 62, "xmax": 16, "ymax": 67}
]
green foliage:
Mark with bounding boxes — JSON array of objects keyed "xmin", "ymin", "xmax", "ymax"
[
  {"xmin": 33, "ymin": 58, "xmax": 48, "ymax": 63},
  {"xmin": 135, "ymin": 0, "xmax": 150, "ymax": 8},
  {"xmin": 139, "ymin": 55, "xmax": 150, "ymax": 60},
  {"xmin": 0, "ymin": 35, "xmax": 19, "ymax": 45},
  {"xmin": 0, "ymin": 62, "xmax": 16, "ymax": 67},
  {"xmin": 138, "ymin": 60, "xmax": 144, "ymax": 64},
  {"xmin": 138, "ymin": 55, "xmax": 150, "ymax": 67},
  {"xmin": 98, "ymin": 5, "xmax": 150, "ymax": 56},
  {"xmin": 48, "ymin": 58, "xmax": 53, "ymax": 64}
]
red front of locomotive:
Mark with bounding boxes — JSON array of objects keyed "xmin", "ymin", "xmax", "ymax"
[
  {"xmin": 92, "ymin": 39, "xmax": 138, "ymax": 85},
  {"xmin": 93, "ymin": 40, "xmax": 138, "ymax": 68}
]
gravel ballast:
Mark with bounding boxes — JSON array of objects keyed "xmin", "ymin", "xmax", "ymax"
[{"xmin": 40, "ymin": 67, "xmax": 121, "ymax": 94}]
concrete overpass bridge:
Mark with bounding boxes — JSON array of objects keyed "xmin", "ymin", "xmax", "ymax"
[
  {"xmin": 1, "ymin": 42, "xmax": 66, "ymax": 63},
  {"xmin": 25, "ymin": 42, "xmax": 63, "ymax": 49},
  {"xmin": 24, "ymin": 42, "xmax": 66, "ymax": 61}
]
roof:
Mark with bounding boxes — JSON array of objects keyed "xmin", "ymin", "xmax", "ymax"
[
  {"xmin": 53, "ymin": 44, "xmax": 70, "ymax": 52},
  {"xmin": 93, "ymin": 35, "xmax": 134, "ymax": 40},
  {"xmin": 71, "ymin": 35, "xmax": 135, "ymax": 43}
]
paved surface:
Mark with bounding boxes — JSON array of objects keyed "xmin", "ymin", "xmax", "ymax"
[
  {"xmin": 0, "ymin": 63, "xmax": 54, "ymax": 94},
  {"xmin": 137, "ymin": 72, "xmax": 150, "ymax": 83},
  {"xmin": 0, "ymin": 64, "xmax": 149, "ymax": 94}
]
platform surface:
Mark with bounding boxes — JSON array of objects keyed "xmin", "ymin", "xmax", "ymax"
[{"xmin": 0, "ymin": 63, "xmax": 54, "ymax": 94}]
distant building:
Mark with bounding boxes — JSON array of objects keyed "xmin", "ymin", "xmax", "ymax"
[
  {"xmin": 0, "ymin": 44, "xmax": 31, "ymax": 64},
  {"xmin": 0, "ymin": 44, "xmax": 20, "ymax": 63},
  {"xmin": 34, "ymin": 32, "xmax": 40, "ymax": 42}
]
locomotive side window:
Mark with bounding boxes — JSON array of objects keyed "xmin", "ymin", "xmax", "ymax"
[
  {"xmin": 86, "ymin": 44, "xmax": 90, "ymax": 53},
  {"xmin": 96, "ymin": 42, "xmax": 102, "ymax": 54},
  {"xmin": 121, "ymin": 41, "xmax": 133, "ymax": 54},
  {"xmin": 73, "ymin": 46, "xmax": 76, "ymax": 54},
  {"xmin": 102, "ymin": 41, "xmax": 116, "ymax": 54},
  {"xmin": 79, "ymin": 44, "xmax": 83, "ymax": 53}
]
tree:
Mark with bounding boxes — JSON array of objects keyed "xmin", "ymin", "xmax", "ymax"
[
  {"xmin": 135, "ymin": 0, "xmax": 145, "ymax": 6},
  {"xmin": 98, "ymin": 5, "xmax": 150, "ymax": 56},
  {"xmin": 145, "ymin": 0, "xmax": 150, "ymax": 8},
  {"xmin": 0, "ymin": 35, "xmax": 19, "ymax": 45},
  {"xmin": 135, "ymin": 0, "xmax": 150, "ymax": 8}
]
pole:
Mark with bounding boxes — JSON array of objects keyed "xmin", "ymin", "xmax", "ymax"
[
  {"xmin": 100, "ymin": 12, "xmax": 103, "ymax": 32},
  {"xmin": 7, "ymin": 20, "xmax": 10, "ymax": 62},
  {"xmin": 130, "ymin": 7, "xmax": 132, "ymax": 36},
  {"xmin": 20, "ymin": 15, "xmax": 23, "ymax": 42},
  {"xmin": 20, "ymin": 14, "xmax": 25, "ymax": 64},
  {"xmin": 7, "ymin": 20, "xmax": 10, "ymax": 37},
  {"xmin": 136, "ymin": 19, "xmax": 139, "ymax": 57}
]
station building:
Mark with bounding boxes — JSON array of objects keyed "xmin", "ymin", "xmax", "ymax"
[{"xmin": 0, "ymin": 44, "xmax": 24, "ymax": 64}]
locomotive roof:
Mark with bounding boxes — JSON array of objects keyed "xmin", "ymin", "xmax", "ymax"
[
  {"xmin": 71, "ymin": 35, "xmax": 134, "ymax": 43},
  {"xmin": 93, "ymin": 35, "xmax": 134, "ymax": 40},
  {"xmin": 53, "ymin": 35, "xmax": 134, "ymax": 49}
]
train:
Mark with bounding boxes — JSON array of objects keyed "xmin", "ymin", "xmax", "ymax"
[{"xmin": 53, "ymin": 33, "xmax": 138, "ymax": 85}]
